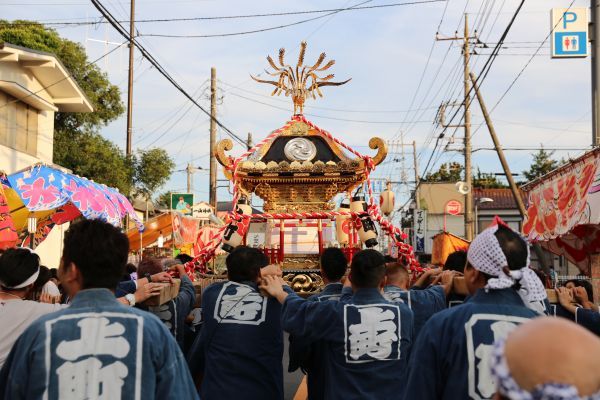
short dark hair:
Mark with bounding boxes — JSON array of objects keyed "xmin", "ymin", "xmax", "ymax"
[
  {"xmin": 320, "ymin": 248, "xmax": 347, "ymax": 282},
  {"xmin": 576, "ymin": 279, "xmax": 594, "ymax": 302},
  {"xmin": 126, "ymin": 263, "xmax": 137, "ymax": 274},
  {"xmin": 350, "ymin": 249, "xmax": 386, "ymax": 288},
  {"xmin": 137, "ymin": 257, "xmax": 163, "ymax": 277},
  {"xmin": 226, "ymin": 246, "xmax": 269, "ymax": 282},
  {"xmin": 444, "ymin": 250, "xmax": 467, "ymax": 273},
  {"xmin": 176, "ymin": 253, "xmax": 193, "ymax": 264},
  {"xmin": 383, "ymin": 255, "xmax": 397, "ymax": 263},
  {"xmin": 0, "ymin": 248, "xmax": 40, "ymax": 289},
  {"xmin": 62, "ymin": 219, "xmax": 129, "ymax": 290},
  {"xmin": 385, "ymin": 262, "xmax": 409, "ymax": 283},
  {"xmin": 494, "ymin": 225, "xmax": 528, "ymax": 271},
  {"xmin": 33, "ymin": 265, "xmax": 52, "ymax": 291}
]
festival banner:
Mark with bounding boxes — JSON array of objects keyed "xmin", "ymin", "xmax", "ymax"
[{"xmin": 172, "ymin": 212, "xmax": 200, "ymax": 245}]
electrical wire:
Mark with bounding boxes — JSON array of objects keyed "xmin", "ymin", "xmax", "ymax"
[
  {"xmin": 218, "ymin": 79, "xmax": 440, "ymax": 114},
  {"xmin": 90, "ymin": 0, "xmax": 247, "ymax": 147},
  {"xmin": 227, "ymin": 92, "xmax": 437, "ymax": 124},
  {"xmin": 3, "ymin": 1, "xmax": 446, "ymax": 25}
]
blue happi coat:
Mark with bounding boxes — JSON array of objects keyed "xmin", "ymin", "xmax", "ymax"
[
  {"xmin": 283, "ymin": 286, "xmax": 413, "ymax": 400},
  {"xmin": 0, "ymin": 289, "xmax": 198, "ymax": 400},
  {"xmin": 383, "ymin": 284, "xmax": 446, "ymax": 336},
  {"xmin": 288, "ymin": 282, "xmax": 343, "ymax": 400},
  {"xmin": 141, "ymin": 274, "xmax": 196, "ymax": 350},
  {"xmin": 576, "ymin": 307, "xmax": 600, "ymax": 336},
  {"xmin": 404, "ymin": 288, "xmax": 538, "ymax": 400},
  {"xmin": 187, "ymin": 280, "xmax": 283, "ymax": 400}
]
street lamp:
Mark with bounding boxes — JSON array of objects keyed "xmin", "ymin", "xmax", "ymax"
[
  {"xmin": 474, "ymin": 197, "xmax": 494, "ymax": 235},
  {"xmin": 27, "ymin": 214, "xmax": 37, "ymax": 249}
]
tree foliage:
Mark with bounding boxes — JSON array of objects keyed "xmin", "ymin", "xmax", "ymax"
[
  {"xmin": 473, "ymin": 168, "xmax": 507, "ymax": 189},
  {"xmin": 522, "ymin": 146, "xmax": 560, "ymax": 182},
  {"xmin": 423, "ymin": 162, "xmax": 463, "ymax": 182},
  {"xmin": 53, "ymin": 130, "xmax": 133, "ymax": 193},
  {"xmin": 134, "ymin": 149, "xmax": 175, "ymax": 200},
  {"xmin": 156, "ymin": 191, "xmax": 174, "ymax": 209}
]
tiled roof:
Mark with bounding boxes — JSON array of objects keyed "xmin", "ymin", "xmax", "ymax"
[{"xmin": 473, "ymin": 188, "xmax": 527, "ymax": 210}]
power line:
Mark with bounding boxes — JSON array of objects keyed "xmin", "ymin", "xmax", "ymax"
[
  {"xmin": 138, "ymin": 1, "xmax": 440, "ymax": 39},
  {"xmin": 3, "ymin": 1, "xmax": 446, "ymax": 25},
  {"xmin": 468, "ymin": 0, "xmax": 577, "ymax": 142},
  {"xmin": 90, "ymin": 0, "xmax": 247, "ymax": 147},
  {"xmin": 400, "ymin": 1, "xmax": 528, "ymax": 210},
  {"xmin": 227, "ymin": 91, "xmax": 437, "ymax": 124},
  {"xmin": 219, "ymin": 80, "xmax": 440, "ymax": 114}
]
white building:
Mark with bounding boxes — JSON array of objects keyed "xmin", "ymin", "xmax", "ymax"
[
  {"xmin": 0, "ymin": 42, "xmax": 93, "ymax": 267},
  {"xmin": 0, "ymin": 42, "xmax": 92, "ymax": 173}
]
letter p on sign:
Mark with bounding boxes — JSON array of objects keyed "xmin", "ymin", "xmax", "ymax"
[{"xmin": 563, "ymin": 11, "xmax": 577, "ymax": 29}]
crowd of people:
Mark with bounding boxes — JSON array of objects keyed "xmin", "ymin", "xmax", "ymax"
[{"xmin": 0, "ymin": 218, "xmax": 599, "ymax": 399}]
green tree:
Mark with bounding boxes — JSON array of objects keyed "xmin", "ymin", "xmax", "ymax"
[
  {"xmin": 473, "ymin": 168, "xmax": 507, "ymax": 189},
  {"xmin": 155, "ymin": 191, "xmax": 174, "ymax": 209},
  {"xmin": 522, "ymin": 146, "xmax": 559, "ymax": 182},
  {"xmin": 423, "ymin": 162, "xmax": 463, "ymax": 182},
  {"xmin": 53, "ymin": 130, "xmax": 133, "ymax": 194},
  {"xmin": 133, "ymin": 149, "xmax": 175, "ymax": 200}
]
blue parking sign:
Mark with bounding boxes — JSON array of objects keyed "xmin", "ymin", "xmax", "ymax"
[{"xmin": 551, "ymin": 8, "xmax": 589, "ymax": 58}]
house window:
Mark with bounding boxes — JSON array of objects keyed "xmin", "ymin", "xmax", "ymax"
[{"xmin": 0, "ymin": 91, "xmax": 38, "ymax": 157}]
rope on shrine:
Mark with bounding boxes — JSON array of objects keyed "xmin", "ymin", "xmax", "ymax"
[{"xmin": 184, "ymin": 115, "xmax": 423, "ymax": 276}]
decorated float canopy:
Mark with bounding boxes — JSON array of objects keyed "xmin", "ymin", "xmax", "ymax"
[
  {"xmin": 215, "ymin": 117, "xmax": 387, "ymax": 213},
  {"xmin": 0, "ymin": 164, "xmax": 143, "ymax": 248},
  {"xmin": 522, "ymin": 148, "xmax": 600, "ymax": 274},
  {"xmin": 181, "ymin": 42, "xmax": 421, "ymax": 280}
]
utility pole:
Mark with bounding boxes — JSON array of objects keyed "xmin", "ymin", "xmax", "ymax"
[
  {"xmin": 592, "ymin": 0, "xmax": 600, "ymax": 146},
  {"xmin": 470, "ymin": 73, "xmax": 526, "ymax": 215},
  {"xmin": 463, "ymin": 14, "xmax": 474, "ymax": 241},
  {"xmin": 186, "ymin": 163, "xmax": 193, "ymax": 193},
  {"xmin": 469, "ymin": 71, "xmax": 548, "ymax": 271},
  {"xmin": 247, "ymin": 132, "xmax": 253, "ymax": 151},
  {"xmin": 436, "ymin": 14, "xmax": 475, "ymax": 240},
  {"xmin": 209, "ymin": 67, "xmax": 217, "ymax": 210},
  {"xmin": 125, "ymin": 0, "xmax": 135, "ymax": 156},
  {"xmin": 412, "ymin": 140, "xmax": 420, "ymax": 209}
]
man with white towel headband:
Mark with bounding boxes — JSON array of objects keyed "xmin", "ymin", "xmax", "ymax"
[
  {"xmin": 0, "ymin": 248, "xmax": 66, "ymax": 368},
  {"xmin": 404, "ymin": 219, "xmax": 547, "ymax": 400}
]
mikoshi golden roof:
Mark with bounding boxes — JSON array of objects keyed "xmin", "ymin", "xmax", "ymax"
[{"xmin": 215, "ymin": 115, "xmax": 387, "ymax": 213}]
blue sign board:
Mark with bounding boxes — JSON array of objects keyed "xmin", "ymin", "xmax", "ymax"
[{"xmin": 551, "ymin": 8, "xmax": 588, "ymax": 58}]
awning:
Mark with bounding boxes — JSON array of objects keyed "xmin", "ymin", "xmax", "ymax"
[
  {"xmin": 127, "ymin": 212, "xmax": 225, "ymax": 256},
  {"xmin": 431, "ymin": 231, "xmax": 470, "ymax": 266},
  {"xmin": 522, "ymin": 148, "xmax": 600, "ymax": 274},
  {"xmin": 127, "ymin": 213, "xmax": 172, "ymax": 250},
  {"xmin": 3, "ymin": 164, "xmax": 143, "ymax": 242}
]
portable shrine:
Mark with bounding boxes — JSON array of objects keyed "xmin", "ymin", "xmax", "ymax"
[{"xmin": 191, "ymin": 42, "xmax": 419, "ymax": 294}]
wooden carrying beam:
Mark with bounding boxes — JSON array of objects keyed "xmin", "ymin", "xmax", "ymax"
[{"xmin": 142, "ymin": 279, "xmax": 181, "ymax": 306}]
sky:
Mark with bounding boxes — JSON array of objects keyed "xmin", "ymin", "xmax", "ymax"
[{"xmin": 2, "ymin": 0, "xmax": 593, "ymax": 209}]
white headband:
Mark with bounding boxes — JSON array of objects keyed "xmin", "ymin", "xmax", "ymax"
[
  {"xmin": 0, "ymin": 247, "xmax": 40, "ymax": 289},
  {"xmin": 0, "ymin": 267, "xmax": 40, "ymax": 289},
  {"xmin": 490, "ymin": 339, "xmax": 600, "ymax": 400},
  {"xmin": 467, "ymin": 224, "xmax": 547, "ymax": 313}
]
